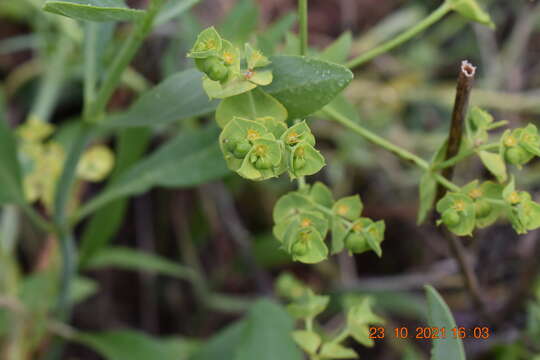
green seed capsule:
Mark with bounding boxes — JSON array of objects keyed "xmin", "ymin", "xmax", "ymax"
[
  {"xmin": 195, "ymin": 56, "xmax": 229, "ymax": 82},
  {"xmin": 233, "ymin": 140, "xmax": 251, "ymax": 158},
  {"xmin": 224, "ymin": 138, "xmax": 239, "ymax": 153},
  {"xmin": 345, "ymin": 233, "xmax": 367, "ymax": 253},
  {"xmin": 475, "ymin": 200, "xmax": 492, "ymax": 218},
  {"xmin": 291, "ymin": 240, "xmax": 308, "ymax": 257},
  {"xmin": 505, "ymin": 147, "xmax": 528, "ymax": 165},
  {"xmin": 442, "ymin": 209, "xmax": 460, "ymax": 227},
  {"xmin": 293, "ymin": 157, "xmax": 306, "ymax": 171},
  {"xmin": 255, "ymin": 157, "xmax": 272, "ymax": 169}
]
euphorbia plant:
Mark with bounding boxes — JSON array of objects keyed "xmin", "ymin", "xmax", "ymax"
[{"xmin": 1, "ymin": 0, "xmax": 537, "ymax": 358}]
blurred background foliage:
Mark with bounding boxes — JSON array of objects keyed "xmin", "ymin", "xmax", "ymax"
[{"xmin": 1, "ymin": 0, "xmax": 540, "ymax": 359}]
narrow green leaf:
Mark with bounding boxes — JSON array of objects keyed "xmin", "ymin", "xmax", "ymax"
[
  {"xmin": 417, "ymin": 172, "xmax": 437, "ymax": 225},
  {"xmin": 83, "ymin": 246, "xmax": 196, "ymax": 280},
  {"xmin": 191, "ymin": 321, "xmax": 247, "ymax": 360},
  {"xmin": 219, "ymin": 0, "xmax": 259, "ymax": 45},
  {"xmin": 104, "ymin": 69, "xmax": 219, "ymax": 128},
  {"xmin": 43, "ymin": 0, "xmax": 145, "ymax": 22},
  {"xmin": 0, "ymin": 89, "xmax": 24, "ymax": 205},
  {"xmin": 319, "ymin": 31, "xmax": 352, "ymax": 64},
  {"xmin": 75, "ymin": 126, "xmax": 229, "ymax": 220},
  {"xmin": 319, "ymin": 343, "xmax": 357, "ymax": 359},
  {"xmin": 155, "ymin": 0, "xmax": 199, "ymax": 25},
  {"xmin": 425, "ymin": 285, "xmax": 466, "ymax": 360},
  {"xmin": 257, "ymin": 13, "xmax": 297, "ymax": 55},
  {"xmin": 263, "ymin": 55, "xmax": 353, "ymax": 119},
  {"xmin": 76, "ymin": 330, "xmax": 197, "ymax": 360}
]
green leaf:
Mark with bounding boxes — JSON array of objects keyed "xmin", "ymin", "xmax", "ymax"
[
  {"xmin": 333, "ymin": 195, "xmax": 363, "ymax": 221},
  {"xmin": 72, "ymin": 276, "xmax": 99, "ymax": 305},
  {"xmin": 83, "ymin": 246, "xmax": 196, "ymax": 280},
  {"xmin": 176, "ymin": 302, "xmax": 295, "ymax": 360},
  {"xmin": 319, "ymin": 343, "xmax": 358, "ymax": 359},
  {"xmin": 219, "ymin": 0, "xmax": 259, "ymax": 45},
  {"xmin": 216, "ymin": 89, "xmax": 287, "ymax": 128},
  {"xmin": 76, "ymin": 330, "xmax": 197, "ymax": 360},
  {"xmin": 448, "ymin": 0, "xmax": 495, "ymax": 28},
  {"xmin": 331, "ymin": 217, "xmax": 349, "ymax": 254},
  {"xmin": 104, "ymin": 70, "xmax": 218, "ymax": 128},
  {"xmin": 425, "ymin": 285, "xmax": 466, "ymax": 360},
  {"xmin": 310, "ymin": 182, "xmax": 334, "ymax": 208},
  {"xmin": 288, "ymin": 142, "xmax": 325, "ymax": 179},
  {"xmin": 235, "ymin": 300, "xmax": 303, "ymax": 360},
  {"xmin": 292, "ymin": 330, "xmax": 321, "ymax": 355},
  {"xmin": 0, "ymin": 89, "xmax": 24, "ymax": 205},
  {"xmin": 75, "ymin": 126, "xmax": 229, "ymax": 220},
  {"xmin": 290, "ymin": 227, "xmax": 329, "ymax": 264},
  {"xmin": 155, "ymin": 0, "xmax": 199, "ymax": 25},
  {"xmin": 288, "ymin": 291, "xmax": 330, "ymax": 319},
  {"xmin": 319, "ymin": 31, "xmax": 352, "ymax": 65},
  {"xmin": 257, "ymin": 13, "xmax": 297, "ymax": 55},
  {"xmin": 478, "ymin": 151, "xmax": 507, "ymax": 183},
  {"xmin": 273, "ymin": 192, "xmax": 315, "ymax": 223},
  {"xmin": 417, "ymin": 172, "xmax": 437, "ymax": 225},
  {"xmin": 43, "ymin": 0, "xmax": 145, "ymax": 22},
  {"xmin": 346, "ymin": 298, "xmax": 383, "ymax": 347},
  {"xmin": 263, "ymin": 55, "xmax": 353, "ymax": 119}
]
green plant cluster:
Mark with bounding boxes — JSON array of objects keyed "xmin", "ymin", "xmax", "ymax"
[
  {"xmin": 273, "ymin": 182, "xmax": 384, "ymax": 263},
  {"xmin": 277, "ymin": 273, "xmax": 383, "ymax": 360},
  {"xmin": 189, "ymin": 28, "xmax": 385, "ymax": 263},
  {"xmin": 434, "ymin": 107, "xmax": 540, "ymax": 236}
]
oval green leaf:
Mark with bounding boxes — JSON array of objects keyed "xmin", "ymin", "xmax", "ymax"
[{"xmin": 263, "ymin": 55, "xmax": 353, "ymax": 120}]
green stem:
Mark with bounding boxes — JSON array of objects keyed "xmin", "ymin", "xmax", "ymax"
[
  {"xmin": 85, "ymin": 0, "xmax": 165, "ymax": 122},
  {"xmin": 324, "ymin": 107, "xmax": 429, "ymax": 169},
  {"xmin": 305, "ymin": 317, "xmax": 314, "ymax": 332},
  {"xmin": 323, "ymin": 107, "xmax": 461, "ymax": 193},
  {"xmin": 433, "ymin": 142, "xmax": 499, "ymax": 170},
  {"xmin": 298, "ymin": 0, "xmax": 308, "ymax": 56},
  {"xmin": 346, "ymin": 1, "xmax": 452, "ymax": 69}
]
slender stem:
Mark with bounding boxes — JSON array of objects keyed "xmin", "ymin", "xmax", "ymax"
[
  {"xmin": 324, "ymin": 107, "xmax": 460, "ymax": 193},
  {"xmin": 324, "ymin": 107, "xmax": 429, "ymax": 169},
  {"xmin": 85, "ymin": 0, "xmax": 165, "ymax": 122},
  {"xmin": 432, "ymin": 142, "xmax": 499, "ymax": 170},
  {"xmin": 298, "ymin": 0, "xmax": 308, "ymax": 56},
  {"xmin": 435, "ymin": 60, "xmax": 476, "ymax": 201},
  {"xmin": 305, "ymin": 317, "xmax": 314, "ymax": 332},
  {"xmin": 346, "ymin": 1, "xmax": 452, "ymax": 69}
]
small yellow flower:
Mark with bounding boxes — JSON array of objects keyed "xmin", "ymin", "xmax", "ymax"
[
  {"xmin": 16, "ymin": 116, "xmax": 54, "ymax": 142},
  {"xmin": 300, "ymin": 218, "xmax": 312, "ymax": 228},
  {"xmin": 468, "ymin": 188, "xmax": 483, "ymax": 199},
  {"xmin": 246, "ymin": 129, "xmax": 260, "ymax": 141},
  {"xmin": 504, "ymin": 136, "xmax": 517, "ymax": 147},
  {"xmin": 453, "ymin": 200, "xmax": 466, "ymax": 212},
  {"xmin": 337, "ymin": 205, "xmax": 349, "ymax": 216},
  {"xmin": 77, "ymin": 145, "xmax": 115, "ymax": 182},
  {"xmin": 507, "ymin": 191, "xmax": 521, "ymax": 205}
]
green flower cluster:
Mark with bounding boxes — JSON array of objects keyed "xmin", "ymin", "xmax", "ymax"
[
  {"xmin": 220, "ymin": 118, "xmax": 324, "ymax": 181},
  {"xmin": 273, "ymin": 182, "xmax": 385, "ymax": 263},
  {"xmin": 187, "ymin": 27, "xmax": 272, "ymax": 99},
  {"xmin": 500, "ymin": 124, "xmax": 540, "ymax": 168},
  {"xmin": 276, "ymin": 273, "xmax": 383, "ymax": 360},
  {"xmin": 437, "ymin": 179, "xmax": 540, "ymax": 236}
]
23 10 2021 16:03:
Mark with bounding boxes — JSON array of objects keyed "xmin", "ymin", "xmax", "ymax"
[{"xmin": 368, "ymin": 326, "xmax": 491, "ymax": 340}]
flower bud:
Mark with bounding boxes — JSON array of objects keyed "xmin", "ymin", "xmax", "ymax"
[
  {"xmin": 197, "ymin": 57, "xmax": 229, "ymax": 82},
  {"xmin": 505, "ymin": 146, "xmax": 528, "ymax": 165},
  {"xmin": 255, "ymin": 157, "xmax": 272, "ymax": 170},
  {"xmin": 233, "ymin": 140, "xmax": 250, "ymax": 158},
  {"xmin": 345, "ymin": 233, "xmax": 367, "ymax": 253},
  {"xmin": 293, "ymin": 157, "xmax": 306, "ymax": 171},
  {"xmin": 291, "ymin": 240, "xmax": 308, "ymax": 257},
  {"xmin": 474, "ymin": 200, "xmax": 491, "ymax": 218},
  {"xmin": 442, "ymin": 209, "xmax": 460, "ymax": 227}
]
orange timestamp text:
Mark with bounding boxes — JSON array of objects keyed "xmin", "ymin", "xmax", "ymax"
[{"xmin": 368, "ymin": 326, "xmax": 491, "ymax": 340}]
